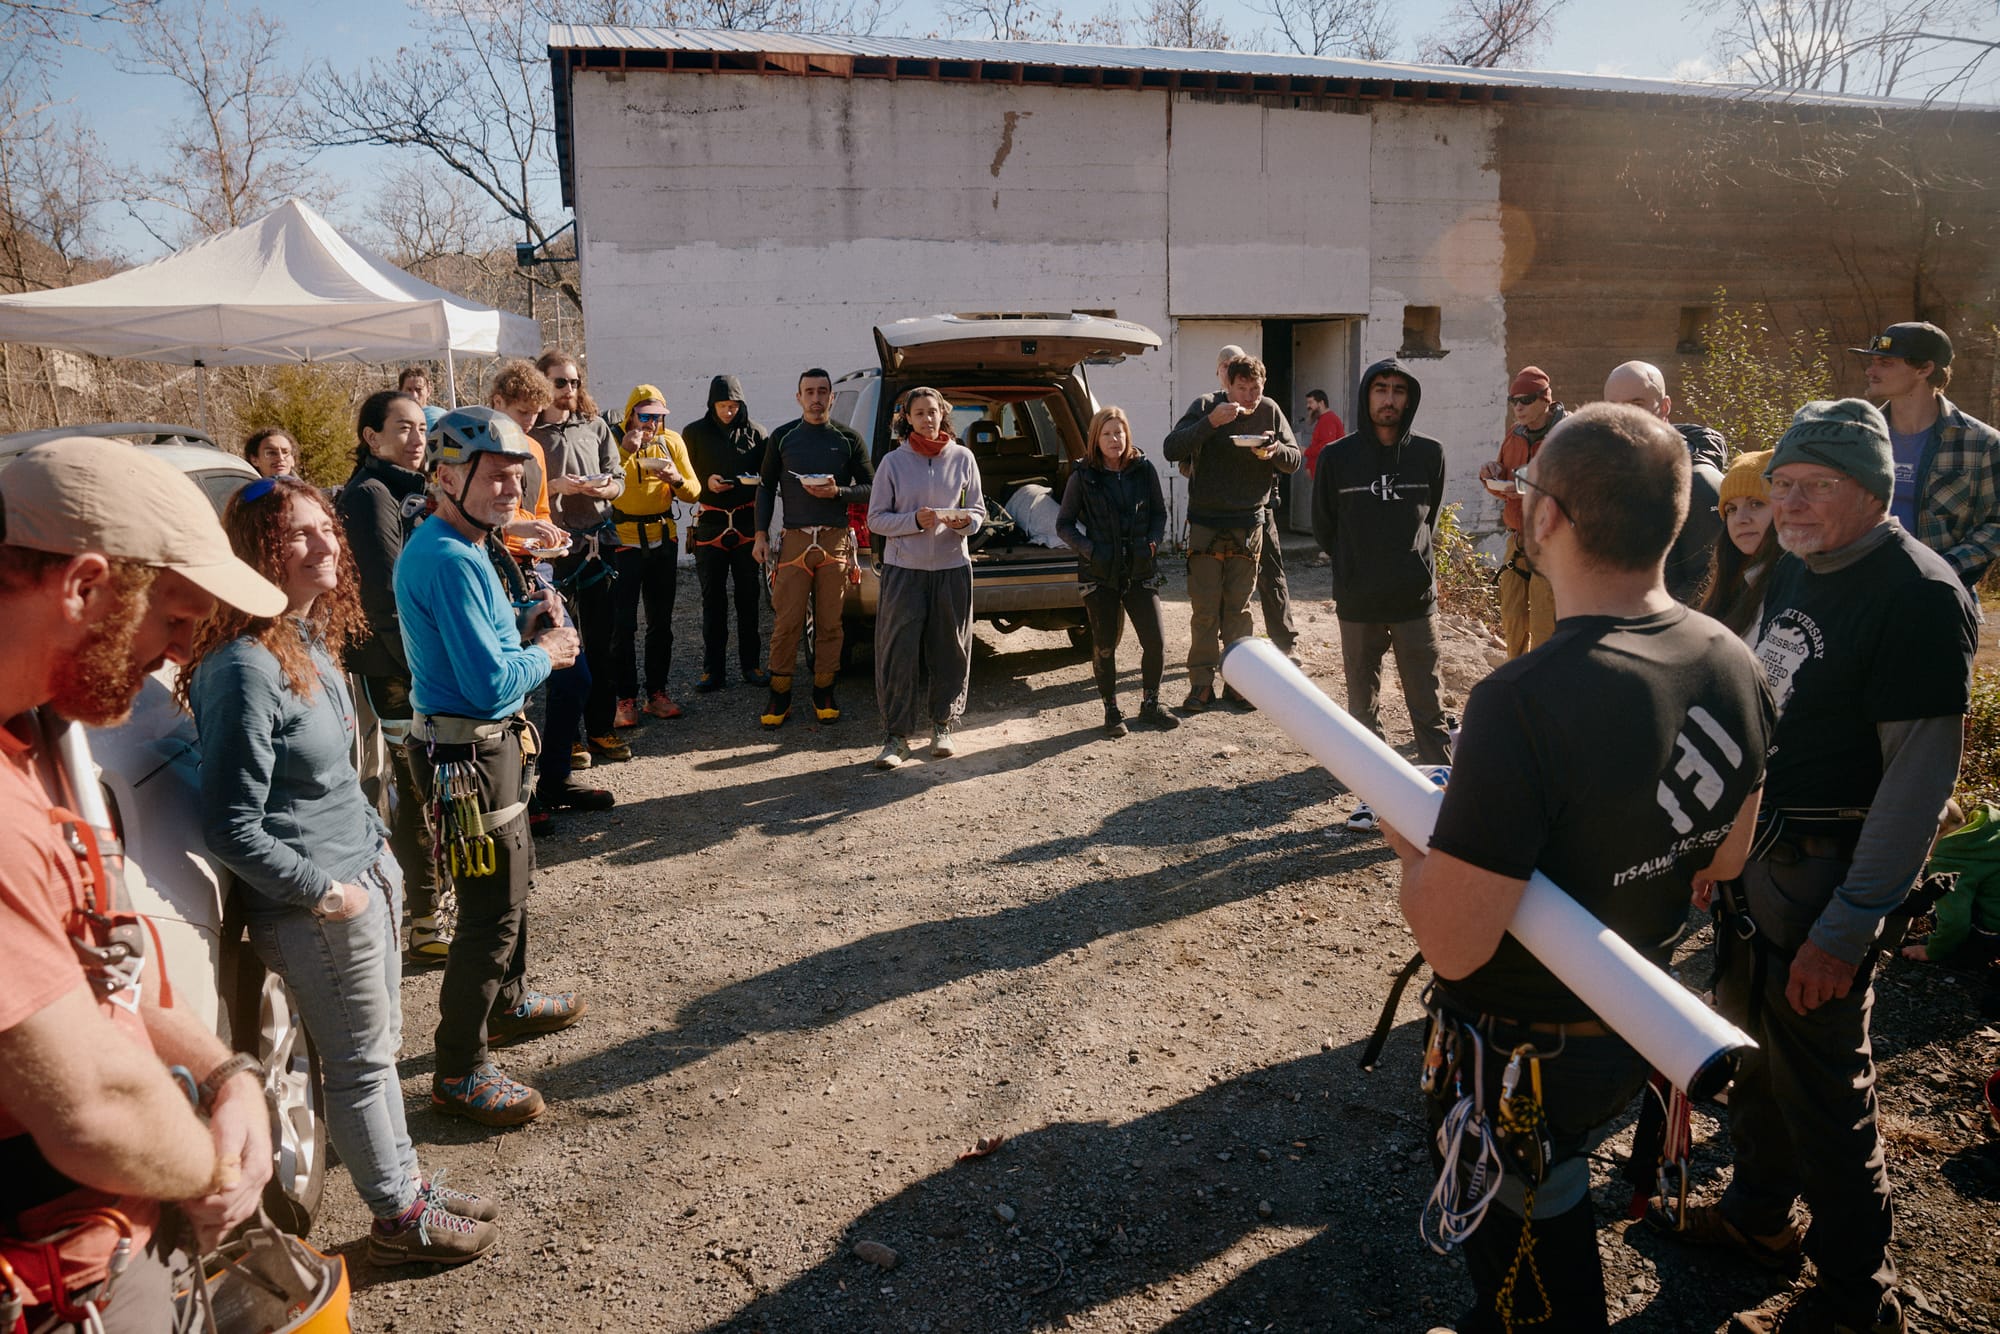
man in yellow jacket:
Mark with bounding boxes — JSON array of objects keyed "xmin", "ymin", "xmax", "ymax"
[{"xmin": 612, "ymin": 384, "xmax": 699, "ymax": 725}]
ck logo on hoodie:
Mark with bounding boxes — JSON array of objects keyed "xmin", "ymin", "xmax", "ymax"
[{"xmin": 1342, "ymin": 473, "xmax": 1423, "ymax": 502}]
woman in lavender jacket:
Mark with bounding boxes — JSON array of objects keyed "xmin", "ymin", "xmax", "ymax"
[{"xmin": 866, "ymin": 387, "xmax": 983, "ymax": 769}]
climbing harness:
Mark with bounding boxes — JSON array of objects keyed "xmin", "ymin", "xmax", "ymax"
[
  {"xmin": 691, "ymin": 499, "xmax": 756, "ymax": 553},
  {"xmin": 771, "ymin": 525, "xmax": 845, "ymax": 578},
  {"xmin": 1, "ymin": 1209, "xmax": 133, "ymax": 1334},
  {"xmin": 414, "ymin": 714, "xmax": 530, "ymax": 886}
]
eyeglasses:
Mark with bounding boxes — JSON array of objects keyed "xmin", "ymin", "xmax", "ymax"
[
  {"xmin": 634, "ymin": 412, "xmax": 666, "ymax": 424},
  {"xmin": 1507, "ymin": 394, "xmax": 1543, "ymax": 407},
  {"xmin": 1510, "ymin": 472, "xmax": 1573, "ymax": 524},
  {"xmin": 550, "ymin": 376, "xmax": 581, "ymax": 388},
  {"xmin": 1767, "ymin": 475, "xmax": 1849, "ymax": 504}
]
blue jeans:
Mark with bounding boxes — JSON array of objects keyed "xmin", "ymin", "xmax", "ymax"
[{"xmin": 247, "ymin": 851, "xmax": 421, "ymax": 1220}]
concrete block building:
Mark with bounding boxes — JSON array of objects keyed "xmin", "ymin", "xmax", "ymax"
[{"xmin": 547, "ymin": 27, "xmax": 2000, "ymax": 535}]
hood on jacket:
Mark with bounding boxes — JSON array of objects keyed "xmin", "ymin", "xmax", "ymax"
[
  {"xmin": 1356, "ymin": 358, "xmax": 1423, "ymax": 446},
  {"xmin": 705, "ymin": 374, "xmax": 747, "ymax": 422},
  {"xmin": 622, "ymin": 383, "xmax": 667, "ymax": 434}
]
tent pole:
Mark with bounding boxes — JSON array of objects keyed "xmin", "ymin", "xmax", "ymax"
[
  {"xmin": 445, "ymin": 351, "xmax": 458, "ymax": 409},
  {"xmin": 195, "ymin": 359, "xmax": 209, "ymax": 433}
]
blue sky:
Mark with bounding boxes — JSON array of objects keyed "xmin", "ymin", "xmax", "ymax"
[{"xmin": 22, "ymin": 0, "xmax": 1914, "ymax": 260}]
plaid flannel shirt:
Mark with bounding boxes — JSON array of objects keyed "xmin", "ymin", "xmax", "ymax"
[{"xmin": 1916, "ymin": 395, "xmax": 2000, "ymax": 584}]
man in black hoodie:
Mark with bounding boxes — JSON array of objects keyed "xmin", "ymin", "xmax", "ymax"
[
  {"xmin": 683, "ymin": 375, "xmax": 771, "ymax": 692},
  {"xmin": 1311, "ymin": 359, "xmax": 1452, "ymax": 766},
  {"xmin": 1162, "ymin": 353, "xmax": 1301, "ymax": 713}
]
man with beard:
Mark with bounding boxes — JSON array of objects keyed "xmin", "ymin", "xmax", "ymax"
[
  {"xmin": 0, "ymin": 438, "xmax": 283, "ymax": 1330},
  {"xmin": 1311, "ymin": 360, "xmax": 1451, "ymax": 775},
  {"xmin": 1660, "ymin": 400, "xmax": 1976, "ymax": 1334},
  {"xmin": 1478, "ymin": 367, "xmax": 1564, "ymax": 658}
]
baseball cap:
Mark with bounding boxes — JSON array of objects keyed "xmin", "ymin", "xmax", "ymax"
[
  {"xmin": 1847, "ymin": 321, "xmax": 1952, "ymax": 368},
  {"xmin": 0, "ymin": 437, "xmax": 286, "ymax": 617}
]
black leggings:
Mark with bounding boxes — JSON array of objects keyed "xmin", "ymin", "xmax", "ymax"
[
  {"xmin": 611, "ymin": 542, "xmax": 678, "ymax": 697},
  {"xmin": 695, "ymin": 543, "xmax": 764, "ymax": 677},
  {"xmin": 1082, "ymin": 582, "xmax": 1165, "ymax": 704}
]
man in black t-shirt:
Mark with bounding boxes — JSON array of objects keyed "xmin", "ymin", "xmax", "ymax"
[
  {"xmin": 1667, "ymin": 400, "xmax": 1976, "ymax": 1334},
  {"xmin": 1382, "ymin": 404, "xmax": 1772, "ymax": 1334}
]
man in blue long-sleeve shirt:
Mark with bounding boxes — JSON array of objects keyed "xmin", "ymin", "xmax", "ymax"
[{"xmin": 396, "ymin": 407, "xmax": 585, "ymax": 1128}]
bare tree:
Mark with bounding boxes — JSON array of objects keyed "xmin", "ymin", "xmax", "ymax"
[
  {"xmin": 1418, "ymin": 0, "xmax": 1563, "ymax": 68},
  {"xmin": 937, "ymin": 0, "xmax": 1125, "ymax": 41},
  {"xmin": 114, "ymin": 0, "xmax": 318, "ymax": 246},
  {"xmin": 1135, "ymin": 0, "xmax": 1229, "ymax": 48},
  {"xmin": 1694, "ymin": 0, "xmax": 1995, "ymax": 100},
  {"xmin": 1259, "ymin": 0, "xmax": 1393, "ymax": 58}
]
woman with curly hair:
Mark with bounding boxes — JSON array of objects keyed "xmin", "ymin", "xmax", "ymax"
[{"xmin": 179, "ymin": 476, "xmax": 502, "ymax": 1266}]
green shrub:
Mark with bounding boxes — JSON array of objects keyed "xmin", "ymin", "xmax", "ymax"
[
  {"xmin": 1680, "ymin": 290, "xmax": 1836, "ymax": 454},
  {"xmin": 1436, "ymin": 501, "xmax": 1499, "ymax": 631},
  {"xmin": 239, "ymin": 365, "xmax": 356, "ymax": 488},
  {"xmin": 1961, "ymin": 667, "xmax": 2000, "ymax": 809}
]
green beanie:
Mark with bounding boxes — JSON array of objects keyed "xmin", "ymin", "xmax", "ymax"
[{"xmin": 1766, "ymin": 399, "xmax": 1893, "ymax": 503}]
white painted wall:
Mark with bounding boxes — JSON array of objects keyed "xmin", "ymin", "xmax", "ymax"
[{"xmin": 567, "ymin": 72, "xmax": 1508, "ymax": 535}]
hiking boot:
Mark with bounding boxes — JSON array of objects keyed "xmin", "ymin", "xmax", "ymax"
[
  {"xmin": 569, "ymin": 742, "xmax": 592, "ymax": 771},
  {"xmin": 874, "ymin": 736, "xmax": 911, "ymax": 770},
  {"xmin": 1652, "ymin": 1200, "xmax": 1803, "ymax": 1273},
  {"xmin": 1178, "ymin": 683, "xmax": 1216, "ymax": 715},
  {"xmin": 541, "ymin": 783, "xmax": 614, "ymax": 812},
  {"xmin": 423, "ymin": 1172, "xmax": 500, "ymax": 1222},
  {"xmin": 368, "ymin": 1195, "xmax": 498, "ymax": 1266},
  {"xmin": 405, "ymin": 915, "xmax": 452, "ymax": 968},
  {"xmin": 586, "ymin": 733, "xmax": 632, "ymax": 763},
  {"xmin": 813, "ymin": 684, "xmax": 840, "ymax": 723},
  {"xmin": 930, "ymin": 723, "xmax": 957, "ymax": 758},
  {"xmin": 1222, "ymin": 685, "xmax": 1256, "ymax": 712},
  {"xmin": 1730, "ymin": 1284, "xmax": 1904, "ymax": 1334},
  {"xmin": 1138, "ymin": 696, "xmax": 1180, "ymax": 730},
  {"xmin": 645, "ymin": 690, "xmax": 683, "ymax": 720},
  {"xmin": 432, "ymin": 1062, "xmax": 544, "ymax": 1127},
  {"xmin": 487, "ymin": 990, "xmax": 588, "ymax": 1045},
  {"xmin": 761, "ymin": 680, "xmax": 792, "ymax": 729},
  {"xmin": 695, "ymin": 671, "xmax": 725, "ymax": 694},
  {"xmin": 1102, "ymin": 706, "xmax": 1128, "ymax": 738},
  {"xmin": 613, "ymin": 697, "xmax": 641, "ymax": 729}
]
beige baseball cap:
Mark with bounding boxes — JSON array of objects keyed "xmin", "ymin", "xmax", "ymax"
[{"xmin": 1, "ymin": 437, "xmax": 286, "ymax": 617}]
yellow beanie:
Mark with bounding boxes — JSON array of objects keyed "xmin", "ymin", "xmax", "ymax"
[{"xmin": 1718, "ymin": 448, "xmax": 1773, "ymax": 511}]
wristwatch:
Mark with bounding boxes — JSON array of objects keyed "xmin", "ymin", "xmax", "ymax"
[
  {"xmin": 196, "ymin": 1053, "xmax": 264, "ymax": 1113},
  {"xmin": 314, "ymin": 883, "xmax": 349, "ymax": 919}
]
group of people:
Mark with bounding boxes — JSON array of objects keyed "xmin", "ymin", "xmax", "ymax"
[{"xmin": 2, "ymin": 312, "xmax": 1995, "ymax": 1332}]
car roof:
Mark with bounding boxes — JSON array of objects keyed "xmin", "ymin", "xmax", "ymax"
[
  {"xmin": 0, "ymin": 422, "xmax": 222, "ymax": 456},
  {"xmin": 873, "ymin": 313, "xmax": 1160, "ymax": 375}
]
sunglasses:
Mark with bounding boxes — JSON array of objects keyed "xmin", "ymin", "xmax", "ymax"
[
  {"xmin": 550, "ymin": 376, "xmax": 581, "ymax": 388},
  {"xmin": 633, "ymin": 412, "xmax": 667, "ymax": 424},
  {"xmin": 1508, "ymin": 394, "xmax": 1544, "ymax": 406}
]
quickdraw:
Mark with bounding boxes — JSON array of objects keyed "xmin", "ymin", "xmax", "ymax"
[
  {"xmin": 1627, "ymin": 1073, "xmax": 1693, "ymax": 1227},
  {"xmin": 428, "ymin": 760, "xmax": 498, "ymax": 881}
]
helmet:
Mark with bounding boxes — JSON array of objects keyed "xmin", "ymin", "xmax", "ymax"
[{"xmin": 427, "ymin": 405, "xmax": 534, "ymax": 470}]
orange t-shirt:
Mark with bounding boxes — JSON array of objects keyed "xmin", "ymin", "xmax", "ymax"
[
  {"xmin": 502, "ymin": 436, "xmax": 554, "ymax": 557},
  {"xmin": 0, "ymin": 715, "xmax": 160, "ymax": 1288}
]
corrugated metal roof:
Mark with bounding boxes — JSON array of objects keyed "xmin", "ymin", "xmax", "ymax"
[{"xmin": 546, "ymin": 23, "xmax": 1980, "ymax": 111}]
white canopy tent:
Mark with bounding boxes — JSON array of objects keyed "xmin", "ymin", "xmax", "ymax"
[{"xmin": 0, "ymin": 198, "xmax": 540, "ymax": 421}]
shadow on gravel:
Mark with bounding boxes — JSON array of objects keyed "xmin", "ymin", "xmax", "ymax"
[{"xmin": 529, "ymin": 818, "xmax": 1396, "ymax": 1100}]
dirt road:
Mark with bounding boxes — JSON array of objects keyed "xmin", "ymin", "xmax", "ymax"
[{"xmin": 325, "ymin": 555, "xmax": 2000, "ymax": 1333}]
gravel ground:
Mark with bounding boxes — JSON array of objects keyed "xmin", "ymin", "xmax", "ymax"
[{"xmin": 317, "ymin": 546, "xmax": 2000, "ymax": 1333}]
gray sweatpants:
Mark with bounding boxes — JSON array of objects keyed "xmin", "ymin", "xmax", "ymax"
[{"xmin": 875, "ymin": 563, "xmax": 974, "ymax": 739}]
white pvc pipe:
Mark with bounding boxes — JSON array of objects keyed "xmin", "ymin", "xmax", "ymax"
[{"xmin": 1220, "ymin": 637, "xmax": 1752, "ymax": 1096}]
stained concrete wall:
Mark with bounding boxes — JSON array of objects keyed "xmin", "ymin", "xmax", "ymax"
[{"xmin": 568, "ymin": 70, "xmax": 1509, "ymax": 529}]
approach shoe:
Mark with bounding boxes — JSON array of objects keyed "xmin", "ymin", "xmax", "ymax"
[
  {"xmin": 405, "ymin": 915, "xmax": 452, "ymax": 969},
  {"xmin": 1222, "ymin": 685, "xmax": 1257, "ymax": 712},
  {"xmin": 368, "ymin": 1195, "xmax": 498, "ymax": 1266},
  {"xmin": 432, "ymin": 1062, "xmax": 544, "ymax": 1127},
  {"xmin": 874, "ymin": 736, "xmax": 911, "ymax": 770},
  {"xmin": 569, "ymin": 742, "xmax": 592, "ymax": 771},
  {"xmin": 613, "ymin": 697, "xmax": 641, "ymax": 729},
  {"xmin": 930, "ymin": 723, "xmax": 957, "ymax": 758},
  {"xmin": 586, "ymin": 733, "xmax": 632, "ymax": 763},
  {"xmin": 695, "ymin": 671, "xmax": 725, "ymax": 694},
  {"xmin": 1651, "ymin": 1200, "xmax": 1803, "ymax": 1273},
  {"xmin": 1345, "ymin": 801, "xmax": 1379, "ymax": 833},
  {"xmin": 487, "ymin": 990, "xmax": 588, "ymax": 1046},
  {"xmin": 423, "ymin": 1172, "xmax": 500, "ymax": 1222},
  {"xmin": 1178, "ymin": 683, "xmax": 1216, "ymax": 715},
  {"xmin": 1102, "ymin": 706, "xmax": 1128, "ymax": 738},
  {"xmin": 813, "ymin": 684, "xmax": 840, "ymax": 723},
  {"xmin": 1730, "ymin": 1284, "xmax": 1904, "ymax": 1334},
  {"xmin": 1137, "ymin": 697, "xmax": 1180, "ymax": 730},
  {"xmin": 645, "ymin": 690, "xmax": 683, "ymax": 720},
  {"xmin": 744, "ymin": 667, "xmax": 773, "ymax": 687},
  {"xmin": 761, "ymin": 683, "xmax": 792, "ymax": 729},
  {"xmin": 542, "ymin": 783, "xmax": 614, "ymax": 812}
]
